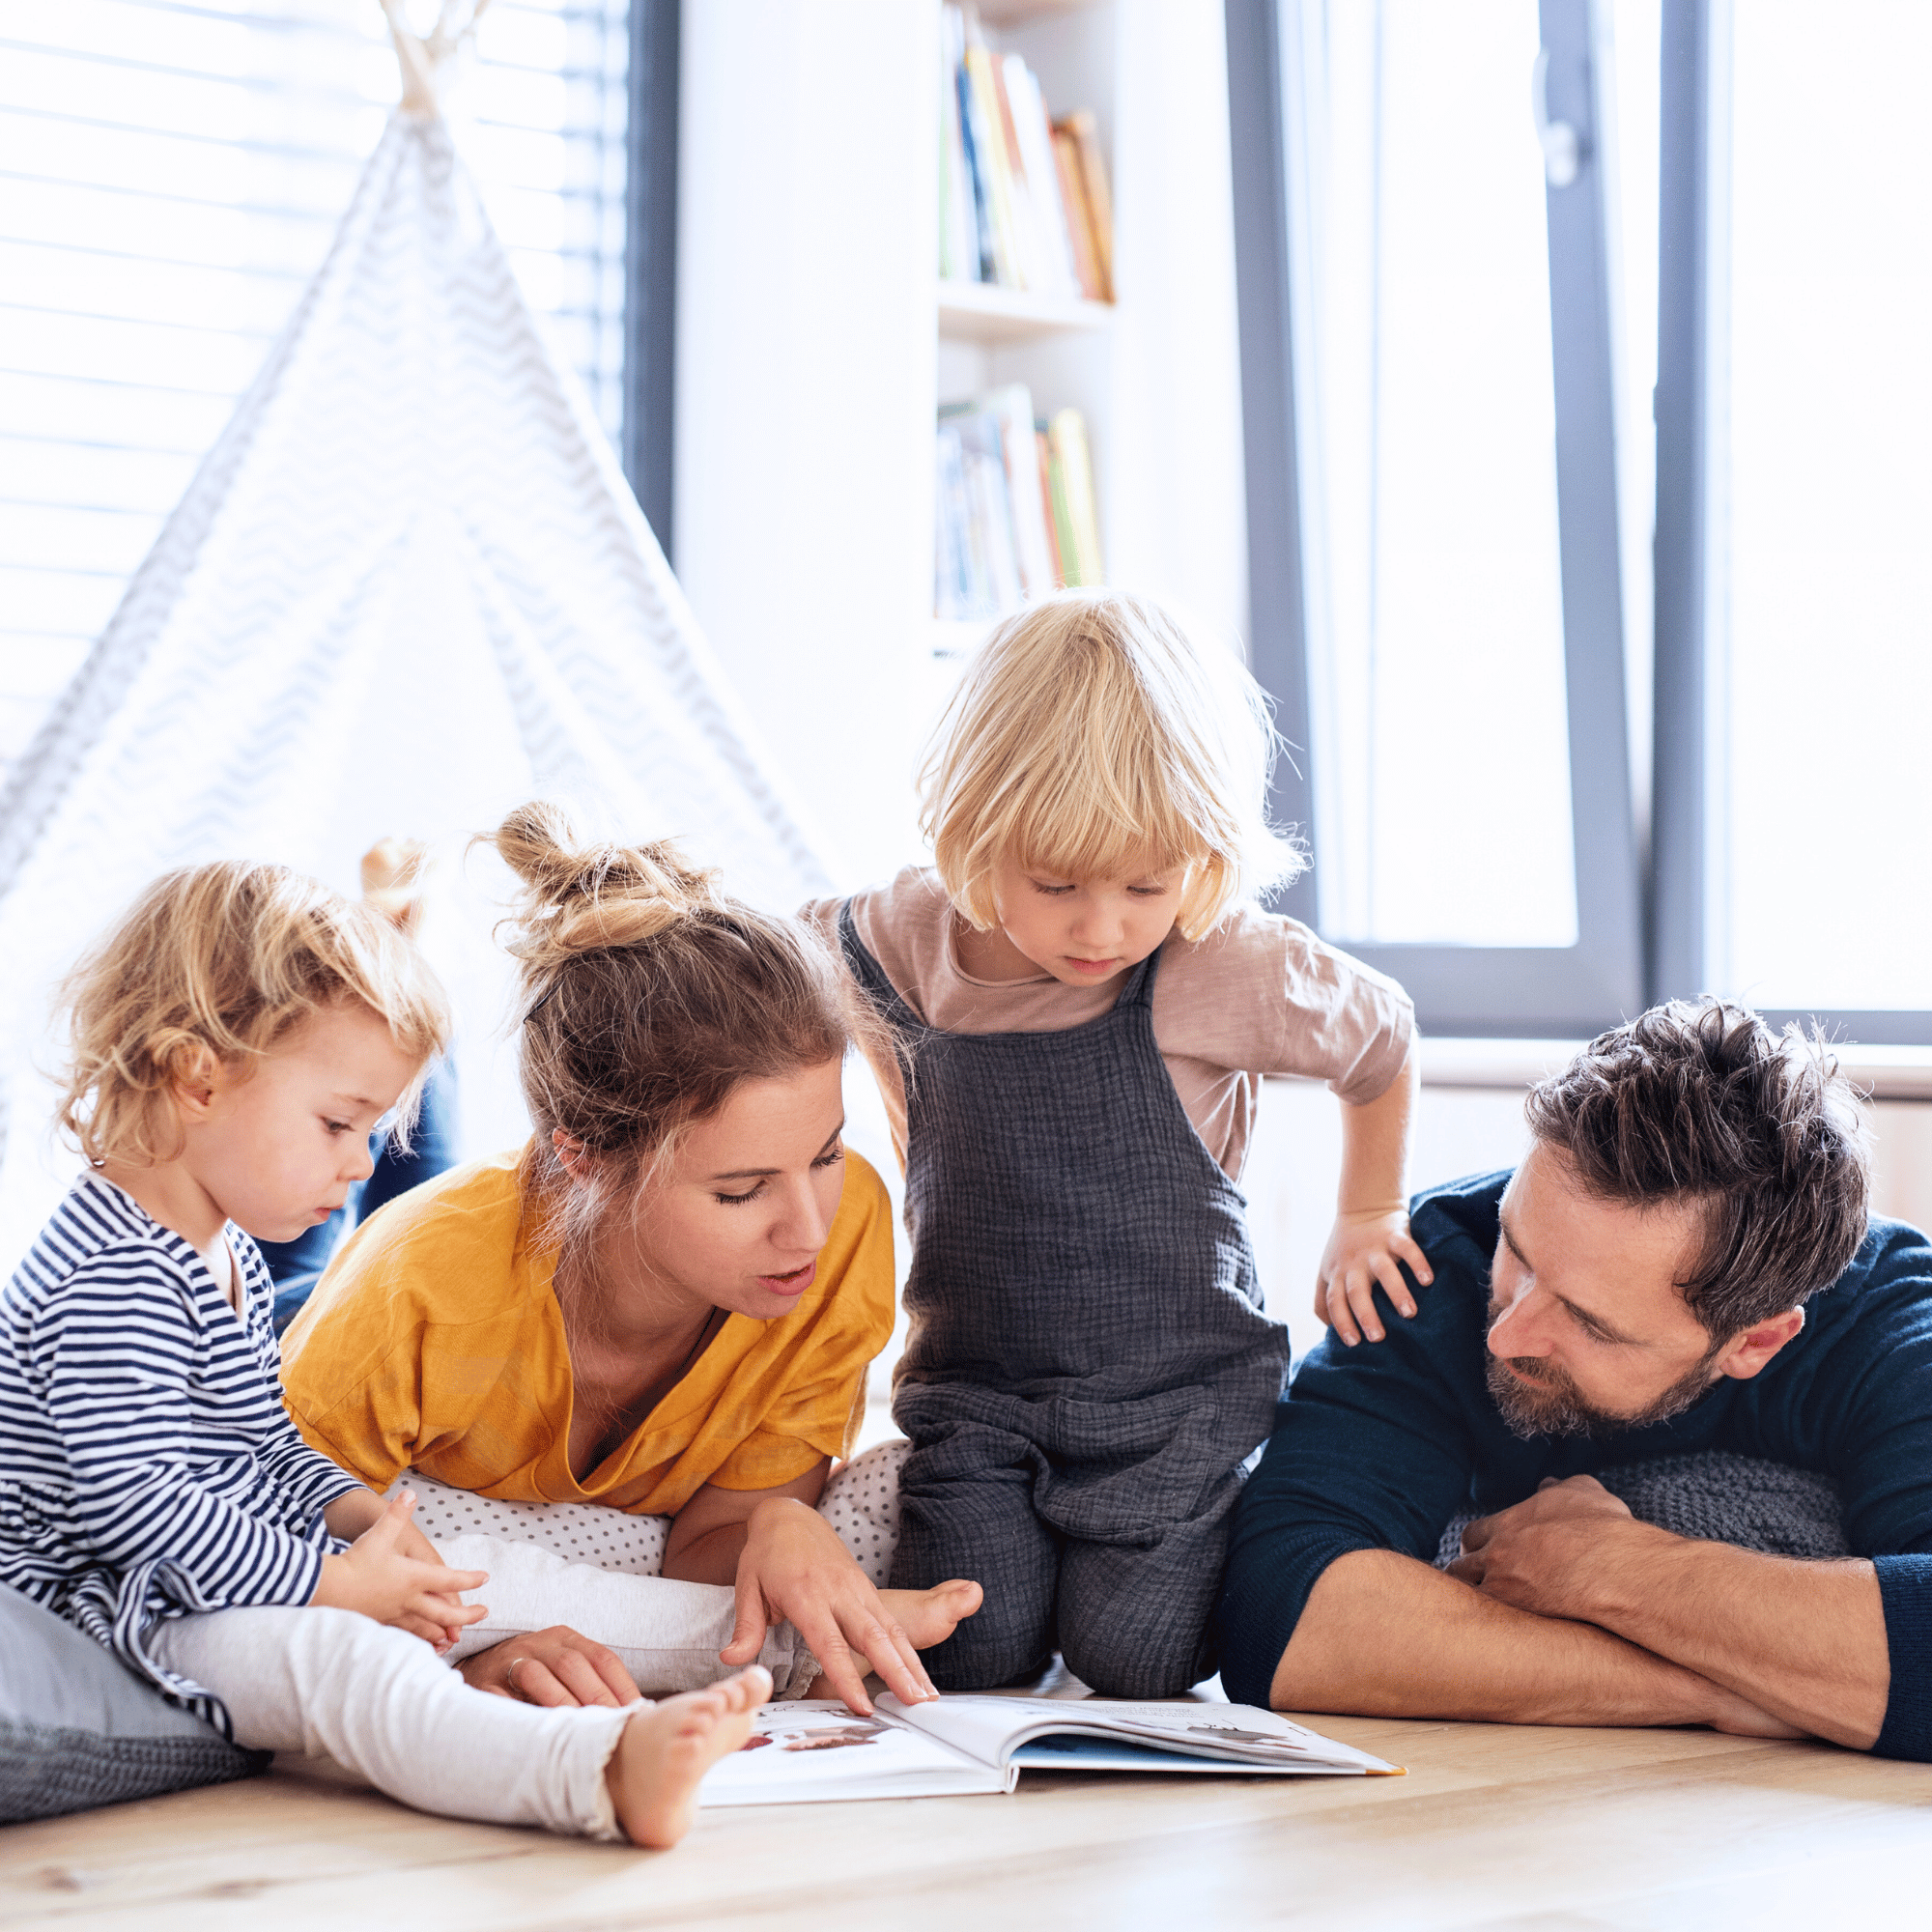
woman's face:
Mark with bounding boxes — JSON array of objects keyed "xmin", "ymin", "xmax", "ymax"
[{"xmin": 618, "ymin": 1057, "xmax": 850, "ymax": 1321}]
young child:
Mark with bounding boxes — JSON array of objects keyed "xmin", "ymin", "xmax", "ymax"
[
  {"xmin": 814, "ymin": 590, "xmax": 1427, "ymax": 1698},
  {"xmin": 0, "ymin": 861, "xmax": 765, "ymax": 1845}
]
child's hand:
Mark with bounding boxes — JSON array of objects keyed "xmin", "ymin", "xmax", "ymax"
[
  {"xmin": 321, "ymin": 1484, "xmax": 470, "ymax": 1648},
  {"xmin": 1315, "ymin": 1207, "xmax": 1434, "ymax": 1347},
  {"xmin": 313, "ymin": 1490, "xmax": 490, "ymax": 1638}
]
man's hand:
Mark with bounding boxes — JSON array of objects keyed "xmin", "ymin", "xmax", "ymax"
[
  {"xmin": 458, "ymin": 1626, "xmax": 642, "ymax": 1707},
  {"xmin": 721, "ymin": 1497, "xmax": 937, "ymax": 1716},
  {"xmin": 313, "ymin": 1491, "xmax": 488, "ymax": 1639},
  {"xmin": 1314, "ymin": 1206, "xmax": 1434, "ymax": 1346},
  {"xmin": 1452, "ymin": 1476, "xmax": 1883, "ymax": 1748},
  {"xmin": 1447, "ymin": 1474, "xmax": 1643, "ymax": 1620}
]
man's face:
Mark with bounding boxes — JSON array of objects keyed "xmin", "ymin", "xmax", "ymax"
[{"xmin": 1483, "ymin": 1145, "xmax": 1801, "ymax": 1439}]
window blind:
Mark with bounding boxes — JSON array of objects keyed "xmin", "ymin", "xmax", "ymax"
[{"xmin": 0, "ymin": 0, "xmax": 630, "ymax": 781}]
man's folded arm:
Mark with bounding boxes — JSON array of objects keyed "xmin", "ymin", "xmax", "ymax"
[
  {"xmin": 1510, "ymin": 1529, "xmax": 1891, "ymax": 1749},
  {"xmin": 1213, "ymin": 1272, "xmax": 1808, "ymax": 1739},
  {"xmin": 1274, "ymin": 1545, "xmax": 1795, "ymax": 1734}
]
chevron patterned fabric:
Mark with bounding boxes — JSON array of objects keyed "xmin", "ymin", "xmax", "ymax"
[{"xmin": 0, "ymin": 107, "xmax": 832, "ymax": 1268}]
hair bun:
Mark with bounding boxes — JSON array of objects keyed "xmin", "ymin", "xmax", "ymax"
[{"xmin": 487, "ymin": 802, "xmax": 721, "ymax": 972}]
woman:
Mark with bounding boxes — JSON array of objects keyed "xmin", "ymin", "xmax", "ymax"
[{"xmin": 281, "ymin": 804, "xmax": 977, "ymax": 1714}]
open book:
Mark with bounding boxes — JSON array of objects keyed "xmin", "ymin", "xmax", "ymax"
[{"xmin": 698, "ymin": 1695, "xmax": 1401, "ymax": 1805}]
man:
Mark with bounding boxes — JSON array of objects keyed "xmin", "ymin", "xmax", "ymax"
[{"xmin": 1217, "ymin": 1000, "xmax": 1932, "ymax": 1759}]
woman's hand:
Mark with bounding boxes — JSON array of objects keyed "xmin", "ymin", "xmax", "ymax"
[
  {"xmin": 313, "ymin": 1490, "xmax": 488, "ymax": 1638},
  {"xmin": 1314, "ymin": 1206, "xmax": 1433, "ymax": 1347},
  {"xmin": 721, "ymin": 1497, "xmax": 936, "ymax": 1715},
  {"xmin": 458, "ymin": 1626, "xmax": 642, "ymax": 1707}
]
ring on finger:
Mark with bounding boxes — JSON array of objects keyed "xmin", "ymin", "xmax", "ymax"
[{"xmin": 506, "ymin": 1656, "xmax": 531, "ymax": 1700}]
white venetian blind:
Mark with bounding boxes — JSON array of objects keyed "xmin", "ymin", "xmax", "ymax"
[{"xmin": 0, "ymin": 0, "xmax": 630, "ymax": 779}]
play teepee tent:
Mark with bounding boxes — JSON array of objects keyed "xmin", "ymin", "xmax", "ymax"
[{"xmin": 0, "ymin": 3, "xmax": 832, "ymax": 1264}]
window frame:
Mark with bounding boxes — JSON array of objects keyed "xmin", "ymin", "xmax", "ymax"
[
  {"xmin": 622, "ymin": 0, "xmax": 681, "ymax": 558},
  {"xmin": 1226, "ymin": 0, "xmax": 1643, "ymax": 1037}
]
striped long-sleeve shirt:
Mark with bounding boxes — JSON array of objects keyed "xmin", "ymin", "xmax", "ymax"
[{"xmin": 0, "ymin": 1176, "xmax": 362, "ymax": 1733}]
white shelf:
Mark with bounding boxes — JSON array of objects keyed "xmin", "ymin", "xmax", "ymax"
[
  {"xmin": 937, "ymin": 279, "xmax": 1115, "ymax": 346},
  {"xmin": 976, "ymin": 0, "xmax": 1097, "ymax": 23}
]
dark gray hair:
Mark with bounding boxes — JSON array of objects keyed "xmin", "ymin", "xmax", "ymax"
[{"xmin": 1524, "ymin": 999, "xmax": 1871, "ymax": 1337}]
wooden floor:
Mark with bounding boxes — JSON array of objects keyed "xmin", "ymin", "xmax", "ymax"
[{"xmin": 7, "ymin": 1715, "xmax": 1930, "ymax": 1932}]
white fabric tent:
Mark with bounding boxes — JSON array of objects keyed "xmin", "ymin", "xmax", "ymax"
[{"xmin": 0, "ymin": 18, "xmax": 831, "ymax": 1266}]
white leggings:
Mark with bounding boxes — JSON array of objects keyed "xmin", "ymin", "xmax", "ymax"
[
  {"xmin": 150, "ymin": 1605, "xmax": 632, "ymax": 1839},
  {"xmin": 402, "ymin": 1438, "xmax": 911, "ymax": 1699},
  {"xmin": 140, "ymin": 1441, "xmax": 912, "ymax": 1839}
]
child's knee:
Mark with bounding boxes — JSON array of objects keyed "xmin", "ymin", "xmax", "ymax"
[
  {"xmin": 1056, "ymin": 1545, "xmax": 1221, "ymax": 1697},
  {"xmin": 921, "ymin": 1596, "xmax": 1055, "ymax": 1693}
]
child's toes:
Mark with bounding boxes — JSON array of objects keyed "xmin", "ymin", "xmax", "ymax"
[
  {"xmin": 714, "ymin": 1663, "xmax": 771, "ymax": 1714},
  {"xmin": 608, "ymin": 1678, "xmax": 763, "ymax": 1850}
]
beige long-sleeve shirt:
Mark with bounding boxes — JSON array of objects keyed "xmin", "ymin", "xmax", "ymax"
[{"xmin": 805, "ymin": 867, "xmax": 1414, "ymax": 1182}]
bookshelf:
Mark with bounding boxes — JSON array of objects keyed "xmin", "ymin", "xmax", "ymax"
[
  {"xmin": 675, "ymin": 1, "xmax": 1248, "ymax": 891},
  {"xmin": 930, "ymin": 0, "xmax": 1120, "ymax": 668}
]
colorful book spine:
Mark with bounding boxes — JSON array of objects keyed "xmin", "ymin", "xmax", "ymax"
[
  {"xmin": 937, "ymin": 7, "xmax": 977, "ymax": 282},
  {"xmin": 1046, "ymin": 408, "xmax": 1103, "ymax": 586},
  {"xmin": 960, "ymin": 36, "xmax": 1023, "ymax": 286},
  {"xmin": 1057, "ymin": 109, "xmax": 1114, "ymax": 302},
  {"xmin": 1051, "ymin": 127, "xmax": 1104, "ymax": 301},
  {"xmin": 1004, "ymin": 56, "xmax": 1080, "ymax": 299}
]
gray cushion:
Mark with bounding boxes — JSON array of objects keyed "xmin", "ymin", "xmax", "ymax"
[
  {"xmin": 0, "ymin": 1585, "xmax": 266, "ymax": 1824},
  {"xmin": 1435, "ymin": 1451, "xmax": 1850, "ymax": 1569}
]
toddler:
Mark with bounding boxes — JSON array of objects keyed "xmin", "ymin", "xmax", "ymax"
[
  {"xmin": 0, "ymin": 861, "xmax": 762, "ymax": 1844},
  {"xmin": 814, "ymin": 591, "xmax": 1426, "ymax": 1696}
]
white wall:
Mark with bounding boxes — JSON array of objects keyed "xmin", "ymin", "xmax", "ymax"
[
  {"xmin": 1104, "ymin": 0, "xmax": 1250, "ymax": 651},
  {"xmin": 674, "ymin": 0, "xmax": 941, "ymax": 891}
]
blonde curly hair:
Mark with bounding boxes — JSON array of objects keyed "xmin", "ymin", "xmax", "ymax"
[{"xmin": 58, "ymin": 862, "xmax": 450, "ymax": 1169}]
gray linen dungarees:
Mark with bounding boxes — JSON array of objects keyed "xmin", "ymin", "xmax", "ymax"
[{"xmin": 839, "ymin": 906, "xmax": 1292, "ymax": 1697}]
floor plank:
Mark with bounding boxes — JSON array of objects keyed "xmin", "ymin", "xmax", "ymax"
[{"xmin": 6, "ymin": 1716, "xmax": 1928, "ymax": 1931}]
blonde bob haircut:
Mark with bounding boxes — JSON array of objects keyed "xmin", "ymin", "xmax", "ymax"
[
  {"xmin": 58, "ymin": 861, "xmax": 451, "ymax": 1170},
  {"xmin": 920, "ymin": 589, "xmax": 1305, "ymax": 940}
]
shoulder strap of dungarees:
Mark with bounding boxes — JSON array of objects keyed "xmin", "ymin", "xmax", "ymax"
[
  {"xmin": 837, "ymin": 898, "xmax": 923, "ymax": 1078},
  {"xmin": 1116, "ymin": 938, "xmax": 1165, "ymax": 1011}
]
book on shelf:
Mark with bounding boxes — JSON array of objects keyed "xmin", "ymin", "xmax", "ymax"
[
  {"xmin": 1057, "ymin": 108, "xmax": 1114, "ymax": 302},
  {"xmin": 935, "ymin": 384, "xmax": 1103, "ymax": 622},
  {"xmin": 938, "ymin": 3, "xmax": 1113, "ymax": 303},
  {"xmin": 698, "ymin": 1695, "xmax": 1401, "ymax": 1807}
]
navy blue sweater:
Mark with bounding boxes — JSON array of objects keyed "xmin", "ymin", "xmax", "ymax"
[{"xmin": 1217, "ymin": 1172, "xmax": 1932, "ymax": 1759}]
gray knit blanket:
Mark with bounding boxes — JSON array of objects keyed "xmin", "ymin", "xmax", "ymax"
[{"xmin": 1435, "ymin": 1451, "xmax": 1850, "ymax": 1570}]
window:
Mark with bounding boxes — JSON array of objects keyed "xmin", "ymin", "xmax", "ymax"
[
  {"xmin": 1657, "ymin": 0, "xmax": 1932, "ymax": 1034},
  {"xmin": 0, "ymin": 0, "xmax": 632, "ymax": 783},
  {"xmin": 1231, "ymin": 0, "xmax": 1645, "ymax": 1034}
]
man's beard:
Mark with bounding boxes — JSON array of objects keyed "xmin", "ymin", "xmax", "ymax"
[{"xmin": 1484, "ymin": 1302, "xmax": 1726, "ymax": 1441}]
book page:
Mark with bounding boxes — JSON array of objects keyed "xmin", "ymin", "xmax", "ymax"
[
  {"xmin": 698, "ymin": 1702, "xmax": 1008, "ymax": 1807},
  {"xmin": 882, "ymin": 1695, "xmax": 1398, "ymax": 1776}
]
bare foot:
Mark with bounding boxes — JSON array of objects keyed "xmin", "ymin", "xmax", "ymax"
[
  {"xmin": 798, "ymin": 1582, "xmax": 983, "ymax": 1704},
  {"xmin": 878, "ymin": 1578, "xmax": 982, "ymax": 1652},
  {"xmin": 606, "ymin": 1664, "xmax": 771, "ymax": 1849}
]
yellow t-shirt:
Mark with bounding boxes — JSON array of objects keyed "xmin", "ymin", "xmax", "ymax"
[{"xmin": 278, "ymin": 1145, "xmax": 895, "ymax": 1516}]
